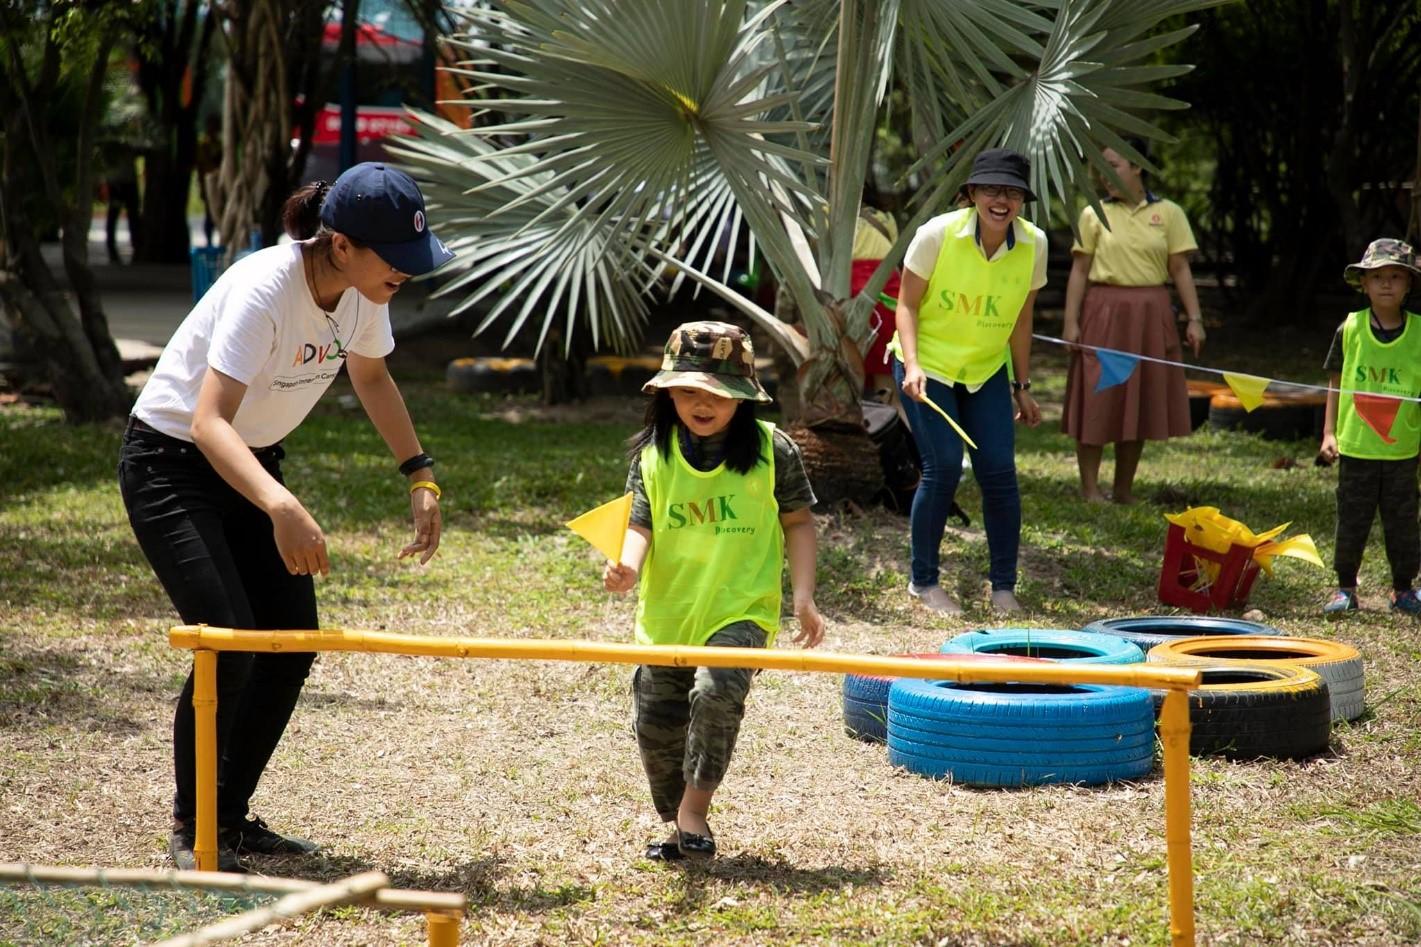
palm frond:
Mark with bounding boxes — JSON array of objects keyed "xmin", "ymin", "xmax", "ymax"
[{"xmin": 404, "ymin": 0, "xmax": 825, "ymax": 354}]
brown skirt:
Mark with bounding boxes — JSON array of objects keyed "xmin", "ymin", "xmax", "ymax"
[{"xmin": 1061, "ymin": 284, "xmax": 1192, "ymax": 446}]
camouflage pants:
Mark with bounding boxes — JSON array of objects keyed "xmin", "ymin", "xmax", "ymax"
[
  {"xmin": 632, "ymin": 620, "xmax": 768, "ymax": 822},
  {"xmin": 1334, "ymin": 454, "xmax": 1420, "ymax": 589}
]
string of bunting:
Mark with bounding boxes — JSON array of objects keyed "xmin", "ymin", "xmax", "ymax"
[{"xmin": 1032, "ymin": 333, "xmax": 1417, "ymax": 444}]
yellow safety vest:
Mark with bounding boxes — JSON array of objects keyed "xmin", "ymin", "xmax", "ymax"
[
  {"xmin": 635, "ymin": 420, "xmax": 784, "ymax": 646},
  {"xmin": 1337, "ymin": 309, "xmax": 1421, "ymax": 460},
  {"xmin": 895, "ymin": 207, "xmax": 1035, "ymax": 385}
]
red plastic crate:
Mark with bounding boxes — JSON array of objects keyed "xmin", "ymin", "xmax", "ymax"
[{"xmin": 1157, "ymin": 523, "xmax": 1261, "ymax": 613}]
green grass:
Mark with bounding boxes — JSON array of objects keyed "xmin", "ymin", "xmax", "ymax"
[{"xmin": 3, "ymin": 352, "xmax": 1421, "ymax": 945}]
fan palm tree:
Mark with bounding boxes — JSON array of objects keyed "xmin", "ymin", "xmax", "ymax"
[{"xmin": 390, "ymin": 0, "xmax": 1226, "ymax": 500}]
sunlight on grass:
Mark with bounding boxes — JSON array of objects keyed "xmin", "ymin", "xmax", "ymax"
[{"xmin": 4, "ymin": 380, "xmax": 1421, "ymax": 946}]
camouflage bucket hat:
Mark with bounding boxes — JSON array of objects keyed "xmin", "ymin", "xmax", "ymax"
[
  {"xmin": 642, "ymin": 321, "xmax": 772, "ymax": 403},
  {"xmin": 1344, "ymin": 238, "xmax": 1420, "ymax": 289}
]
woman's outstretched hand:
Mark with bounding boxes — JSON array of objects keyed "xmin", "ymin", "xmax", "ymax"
[{"xmin": 400, "ymin": 487, "xmax": 442, "ymax": 564}]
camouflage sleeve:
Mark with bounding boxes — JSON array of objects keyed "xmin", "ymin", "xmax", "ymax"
[
  {"xmin": 626, "ymin": 456, "xmax": 652, "ymax": 529},
  {"xmin": 772, "ymin": 428, "xmax": 817, "ymax": 512},
  {"xmin": 1322, "ymin": 324, "xmax": 1345, "ymax": 374}
]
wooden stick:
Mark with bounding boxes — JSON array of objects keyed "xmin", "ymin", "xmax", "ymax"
[
  {"xmin": 0, "ymin": 863, "xmax": 464, "ymax": 914},
  {"xmin": 148, "ymin": 870, "xmax": 388, "ymax": 946}
]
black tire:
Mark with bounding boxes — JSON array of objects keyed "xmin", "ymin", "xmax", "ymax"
[
  {"xmin": 1148, "ymin": 635, "xmax": 1365, "ymax": 723},
  {"xmin": 886, "ymin": 679, "xmax": 1156, "ymax": 787},
  {"xmin": 1080, "ymin": 615, "xmax": 1281, "ymax": 656},
  {"xmin": 1208, "ymin": 393, "xmax": 1325, "ymax": 441},
  {"xmin": 586, "ymin": 355, "xmax": 661, "ymax": 397},
  {"xmin": 1151, "ymin": 662, "xmax": 1331, "ymax": 760},
  {"xmin": 445, "ymin": 357, "xmax": 538, "ymax": 394}
]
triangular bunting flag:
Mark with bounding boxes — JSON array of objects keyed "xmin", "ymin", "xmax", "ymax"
[
  {"xmin": 1223, "ymin": 372, "xmax": 1270, "ymax": 412},
  {"xmin": 1094, "ymin": 349, "xmax": 1140, "ymax": 393},
  {"xmin": 566, "ymin": 493, "xmax": 633, "ymax": 562},
  {"xmin": 1352, "ymin": 393, "xmax": 1401, "ymax": 444}
]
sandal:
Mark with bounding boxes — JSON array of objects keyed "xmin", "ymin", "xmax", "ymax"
[{"xmin": 676, "ymin": 824, "xmax": 716, "ymax": 859}]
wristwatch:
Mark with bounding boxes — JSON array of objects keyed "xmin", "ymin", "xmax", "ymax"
[{"xmin": 1011, "ymin": 380, "xmax": 1032, "ymax": 392}]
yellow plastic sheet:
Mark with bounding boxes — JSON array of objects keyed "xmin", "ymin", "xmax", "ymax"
[{"xmin": 1164, "ymin": 506, "xmax": 1323, "ymax": 584}]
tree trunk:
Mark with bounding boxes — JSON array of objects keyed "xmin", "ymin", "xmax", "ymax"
[
  {"xmin": 0, "ymin": 17, "xmax": 131, "ymax": 422},
  {"xmin": 134, "ymin": 1, "xmax": 217, "ymax": 263},
  {"xmin": 537, "ymin": 324, "xmax": 590, "ymax": 405},
  {"xmin": 784, "ymin": 420, "xmax": 883, "ymax": 510}
]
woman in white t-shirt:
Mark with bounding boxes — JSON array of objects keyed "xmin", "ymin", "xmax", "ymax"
[{"xmin": 118, "ymin": 163, "xmax": 455, "ymax": 872}]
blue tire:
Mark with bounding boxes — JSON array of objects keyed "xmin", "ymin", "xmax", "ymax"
[
  {"xmin": 939, "ymin": 628, "xmax": 1144, "ymax": 665},
  {"xmin": 842, "ymin": 693, "xmax": 888, "ymax": 743},
  {"xmin": 886, "ymin": 678, "xmax": 1156, "ymax": 786},
  {"xmin": 841, "ymin": 653, "xmax": 1043, "ymax": 744},
  {"xmin": 1079, "ymin": 615, "xmax": 1281, "ymax": 655}
]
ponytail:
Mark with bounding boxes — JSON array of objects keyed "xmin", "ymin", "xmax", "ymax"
[{"xmin": 282, "ymin": 180, "xmax": 331, "ymax": 240}]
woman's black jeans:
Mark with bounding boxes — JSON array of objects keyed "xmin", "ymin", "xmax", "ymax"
[{"xmin": 118, "ymin": 419, "xmax": 317, "ymax": 827}]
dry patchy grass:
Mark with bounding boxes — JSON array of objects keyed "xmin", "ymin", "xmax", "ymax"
[{"xmin": 3, "ymin": 371, "xmax": 1421, "ymax": 946}]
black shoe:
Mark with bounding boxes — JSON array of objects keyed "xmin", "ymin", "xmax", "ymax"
[
  {"xmin": 220, "ymin": 815, "xmax": 320, "ymax": 856},
  {"xmin": 675, "ymin": 824, "xmax": 716, "ymax": 860},
  {"xmin": 169, "ymin": 822, "xmax": 245, "ymax": 873},
  {"xmin": 644, "ymin": 839, "xmax": 684, "ymax": 861}
]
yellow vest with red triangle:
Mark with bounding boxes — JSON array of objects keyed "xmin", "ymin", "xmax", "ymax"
[{"xmin": 1337, "ymin": 308, "xmax": 1421, "ymax": 459}]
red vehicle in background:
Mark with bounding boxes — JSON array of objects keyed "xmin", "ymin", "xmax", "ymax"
[{"xmin": 299, "ymin": 1, "xmax": 469, "ymax": 183}]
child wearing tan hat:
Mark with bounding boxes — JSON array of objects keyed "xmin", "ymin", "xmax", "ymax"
[{"xmin": 1319, "ymin": 238, "xmax": 1421, "ymax": 615}]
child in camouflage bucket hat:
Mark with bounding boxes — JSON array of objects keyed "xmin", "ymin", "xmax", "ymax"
[
  {"xmin": 1320, "ymin": 238, "xmax": 1421, "ymax": 616},
  {"xmin": 641, "ymin": 321, "xmax": 773, "ymax": 402},
  {"xmin": 603, "ymin": 320, "xmax": 824, "ymax": 861}
]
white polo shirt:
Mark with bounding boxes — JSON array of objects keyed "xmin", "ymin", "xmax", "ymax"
[{"xmin": 133, "ymin": 243, "xmax": 395, "ymax": 448}]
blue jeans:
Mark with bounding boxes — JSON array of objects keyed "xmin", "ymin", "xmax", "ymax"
[{"xmin": 893, "ymin": 360, "xmax": 1021, "ymax": 591}]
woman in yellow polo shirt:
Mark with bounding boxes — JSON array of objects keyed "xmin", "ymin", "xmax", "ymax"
[
  {"xmin": 1062, "ymin": 145, "xmax": 1205, "ymax": 504},
  {"xmin": 891, "ymin": 148, "xmax": 1046, "ymax": 614}
]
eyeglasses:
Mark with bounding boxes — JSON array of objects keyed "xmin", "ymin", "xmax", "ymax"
[{"xmin": 975, "ymin": 185, "xmax": 1026, "ymax": 202}]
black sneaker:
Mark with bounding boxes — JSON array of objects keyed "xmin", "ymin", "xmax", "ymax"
[
  {"xmin": 169, "ymin": 821, "xmax": 245, "ymax": 873},
  {"xmin": 220, "ymin": 815, "xmax": 320, "ymax": 856}
]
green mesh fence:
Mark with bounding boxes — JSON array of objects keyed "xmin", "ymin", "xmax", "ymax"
[{"xmin": 0, "ymin": 876, "xmax": 277, "ymax": 946}]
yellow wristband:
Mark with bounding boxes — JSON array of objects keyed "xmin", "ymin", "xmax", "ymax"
[{"xmin": 410, "ymin": 480, "xmax": 442, "ymax": 500}]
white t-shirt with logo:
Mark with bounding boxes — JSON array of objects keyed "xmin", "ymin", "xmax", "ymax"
[{"xmin": 134, "ymin": 243, "xmax": 395, "ymax": 448}]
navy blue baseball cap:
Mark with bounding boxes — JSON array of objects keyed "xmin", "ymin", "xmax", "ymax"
[{"xmin": 319, "ymin": 162, "xmax": 455, "ymax": 276}]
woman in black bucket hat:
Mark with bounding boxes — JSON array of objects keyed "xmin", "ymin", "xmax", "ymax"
[{"xmin": 886, "ymin": 147, "xmax": 1047, "ymax": 615}]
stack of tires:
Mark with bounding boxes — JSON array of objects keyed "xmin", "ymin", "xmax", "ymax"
[
  {"xmin": 886, "ymin": 629, "xmax": 1155, "ymax": 788},
  {"xmin": 845, "ymin": 617, "xmax": 1360, "ymax": 789},
  {"xmin": 1146, "ymin": 635, "xmax": 1364, "ymax": 724}
]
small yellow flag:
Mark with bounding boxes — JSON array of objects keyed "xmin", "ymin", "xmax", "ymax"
[
  {"xmin": 1222, "ymin": 372, "xmax": 1270, "ymax": 412},
  {"xmin": 566, "ymin": 492, "xmax": 633, "ymax": 562}
]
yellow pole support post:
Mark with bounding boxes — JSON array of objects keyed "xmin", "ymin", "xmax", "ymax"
[
  {"xmin": 192, "ymin": 649, "xmax": 220, "ymax": 873},
  {"xmin": 169, "ymin": 626, "xmax": 1204, "ymax": 937},
  {"xmin": 425, "ymin": 910, "xmax": 461, "ymax": 947},
  {"xmin": 1159, "ymin": 687, "xmax": 1195, "ymax": 947}
]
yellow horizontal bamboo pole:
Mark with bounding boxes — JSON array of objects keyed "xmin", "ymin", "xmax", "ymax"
[
  {"xmin": 0, "ymin": 863, "xmax": 465, "ymax": 914},
  {"xmin": 169, "ymin": 626, "xmax": 1202, "ymax": 690}
]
